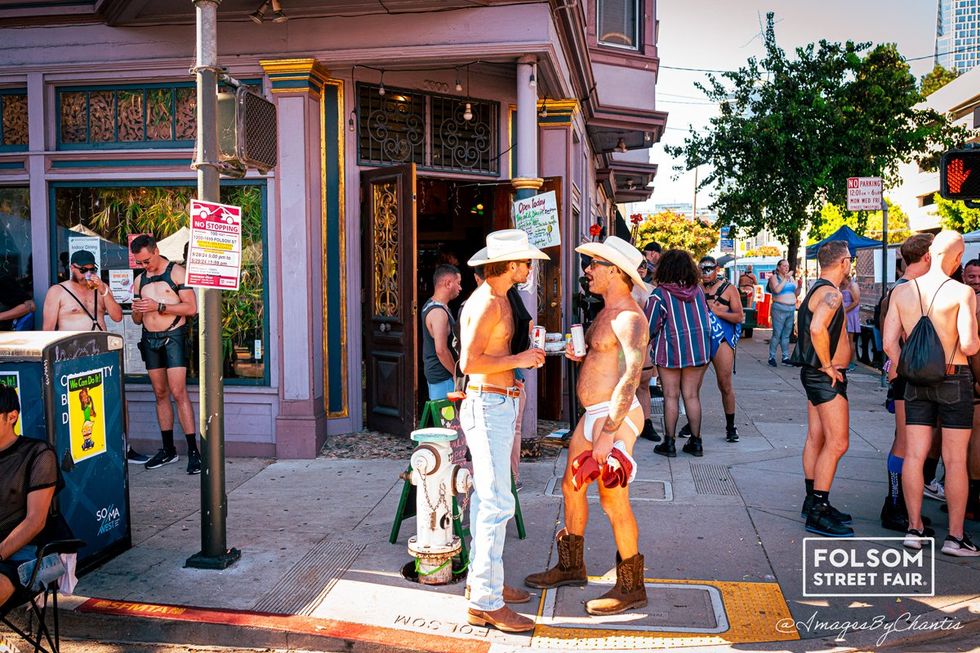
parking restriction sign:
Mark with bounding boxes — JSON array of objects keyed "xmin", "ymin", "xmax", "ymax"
[
  {"xmin": 186, "ymin": 199, "xmax": 242, "ymax": 291},
  {"xmin": 846, "ymin": 177, "xmax": 882, "ymax": 211}
]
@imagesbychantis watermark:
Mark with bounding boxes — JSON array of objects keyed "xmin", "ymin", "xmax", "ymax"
[
  {"xmin": 776, "ymin": 610, "xmax": 964, "ymax": 646},
  {"xmin": 803, "ymin": 538, "xmax": 934, "ymax": 597}
]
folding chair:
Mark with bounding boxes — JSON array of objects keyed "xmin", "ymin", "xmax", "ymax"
[{"xmin": 0, "ymin": 531, "xmax": 83, "ymax": 653}]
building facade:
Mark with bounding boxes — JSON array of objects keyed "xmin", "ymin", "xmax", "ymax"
[
  {"xmin": 0, "ymin": 0, "xmax": 666, "ymax": 458},
  {"xmin": 936, "ymin": 0, "xmax": 980, "ymax": 73}
]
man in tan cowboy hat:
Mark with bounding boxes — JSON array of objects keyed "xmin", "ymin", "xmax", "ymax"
[
  {"xmin": 525, "ymin": 236, "xmax": 650, "ymax": 616},
  {"xmin": 459, "ymin": 229, "xmax": 548, "ymax": 633}
]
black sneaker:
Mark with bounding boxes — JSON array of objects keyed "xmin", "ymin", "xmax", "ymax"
[
  {"xmin": 682, "ymin": 437, "xmax": 703, "ymax": 457},
  {"xmin": 801, "ymin": 495, "xmax": 852, "ymax": 524},
  {"xmin": 805, "ymin": 502, "xmax": 854, "ymax": 537},
  {"xmin": 187, "ymin": 450, "xmax": 202, "ymax": 475},
  {"xmin": 639, "ymin": 419, "xmax": 662, "ymax": 443},
  {"xmin": 127, "ymin": 447, "xmax": 151, "ymax": 465},
  {"xmin": 677, "ymin": 423, "xmax": 692, "ymax": 438},
  {"xmin": 880, "ymin": 498, "xmax": 909, "ymax": 533},
  {"xmin": 725, "ymin": 426, "xmax": 739, "ymax": 443},
  {"xmin": 654, "ymin": 438, "xmax": 677, "ymax": 458},
  {"xmin": 768, "ymin": 357, "xmax": 777, "ymax": 368},
  {"xmin": 941, "ymin": 534, "xmax": 980, "ymax": 557},
  {"xmin": 781, "ymin": 357, "xmax": 793, "ymax": 366},
  {"xmin": 904, "ymin": 527, "xmax": 935, "ymax": 550},
  {"xmin": 145, "ymin": 449, "xmax": 178, "ymax": 470}
]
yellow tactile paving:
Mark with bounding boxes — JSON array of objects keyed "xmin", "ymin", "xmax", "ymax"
[{"xmin": 532, "ymin": 577, "xmax": 800, "ymax": 650}]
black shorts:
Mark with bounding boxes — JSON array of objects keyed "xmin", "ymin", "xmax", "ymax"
[
  {"xmin": 904, "ymin": 369, "xmax": 974, "ymax": 430},
  {"xmin": 800, "ymin": 366, "xmax": 848, "ymax": 406},
  {"xmin": 139, "ymin": 325, "xmax": 190, "ymax": 371}
]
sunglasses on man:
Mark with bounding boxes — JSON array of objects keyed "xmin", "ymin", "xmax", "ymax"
[
  {"xmin": 586, "ymin": 259, "xmax": 616, "ymax": 270},
  {"xmin": 73, "ymin": 265, "xmax": 98, "ymax": 273},
  {"xmin": 699, "ymin": 265, "xmax": 717, "ymax": 273}
]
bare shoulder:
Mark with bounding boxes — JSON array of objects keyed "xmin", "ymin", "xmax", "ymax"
[
  {"xmin": 812, "ymin": 286, "xmax": 841, "ymax": 309},
  {"xmin": 611, "ymin": 306, "xmax": 648, "ymax": 339},
  {"xmin": 460, "ymin": 287, "xmax": 499, "ymax": 324},
  {"xmin": 170, "ymin": 263, "xmax": 187, "ymax": 284}
]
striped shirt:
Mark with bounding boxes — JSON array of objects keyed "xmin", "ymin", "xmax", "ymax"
[{"xmin": 646, "ymin": 284, "xmax": 712, "ymax": 368}]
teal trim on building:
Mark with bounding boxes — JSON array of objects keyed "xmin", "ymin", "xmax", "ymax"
[
  {"xmin": 51, "ymin": 159, "xmax": 193, "ymax": 168},
  {"xmin": 323, "ymin": 84, "xmax": 344, "ymax": 413},
  {"xmin": 0, "ymin": 161, "xmax": 24, "ymax": 170}
]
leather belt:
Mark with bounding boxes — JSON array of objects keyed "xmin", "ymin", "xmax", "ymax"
[
  {"xmin": 946, "ymin": 364, "xmax": 970, "ymax": 375},
  {"xmin": 467, "ymin": 384, "xmax": 521, "ymax": 398}
]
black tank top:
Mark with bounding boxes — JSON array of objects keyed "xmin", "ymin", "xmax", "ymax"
[
  {"xmin": 421, "ymin": 299, "xmax": 456, "ymax": 384},
  {"xmin": 791, "ymin": 278, "xmax": 846, "ymax": 369}
]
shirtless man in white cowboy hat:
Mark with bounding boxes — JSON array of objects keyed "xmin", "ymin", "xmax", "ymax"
[
  {"xmin": 459, "ymin": 229, "xmax": 548, "ymax": 633},
  {"xmin": 525, "ymin": 236, "xmax": 650, "ymax": 616}
]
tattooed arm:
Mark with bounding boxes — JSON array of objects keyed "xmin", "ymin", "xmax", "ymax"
[
  {"xmin": 594, "ymin": 311, "xmax": 649, "ymax": 464},
  {"xmin": 809, "ymin": 288, "xmax": 844, "ymax": 385}
]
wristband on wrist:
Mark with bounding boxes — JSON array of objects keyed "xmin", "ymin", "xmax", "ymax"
[
  {"xmin": 101, "ymin": 287, "xmax": 110, "ymax": 297},
  {"xmin": 158, "ymin": 302, "xmax": 166, "ymax": 314}
]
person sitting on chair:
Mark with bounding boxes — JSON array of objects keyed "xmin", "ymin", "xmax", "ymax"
[{"xmin": 0, "ymin": 385, "xmax": 58, "ymax": 609}]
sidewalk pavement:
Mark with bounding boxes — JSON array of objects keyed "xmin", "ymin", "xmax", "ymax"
[{"xmin": 6, "ymin": 335, "xmax": 979, "ymax": 652}]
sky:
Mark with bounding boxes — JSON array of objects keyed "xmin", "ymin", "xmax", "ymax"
[{"xmin": 643, "ymin": 0, "xmax": 939, "ymax": 213}]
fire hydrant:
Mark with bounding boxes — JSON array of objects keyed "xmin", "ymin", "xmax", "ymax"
[{"xmin": 407, "ymin": 427, "xmax": 472, "ymax": 584}]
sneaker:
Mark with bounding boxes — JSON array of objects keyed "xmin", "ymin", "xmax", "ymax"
[
  {"xmin": 677, "ymin": 423, "xmax": 692, "ymax": 439},
  {"xmin": 781, "ymin": 357, "xmax": 793, "ymax": 366},
  {"xmin": 941, "ymin": 534, "xmax": 980, "ymax": 557},
  {"xmin": 653, "ymin": 438, "xmax": 677, "ymax": 458},
  {"xmin": 801, "ymin": 495, "xmax": 852, "ymax": 524},
  {"xmin": 768, "ymin": 357, "xmax": 777, "ymax": 368},
  {"xmin": 725, "ymin": 426, "xmax": 739, "ymax": 443},
  {"xmin": 127, "ymin": 447, "xmax": 151, "ymax": 465},
  {"xmin": 682, "ymin": 437, "xmax": 703, "ymax": 457},
  {"xmin": 924, "ymin": 480, "xmax": 946, "ymax": 502},
  {"xmin": 903, "ymin": 527, "xmax": 934, "ymax": 550},
  {"xmin": 145, "ymin": 449, "xmax": 178, "ymax": 470},
  {"xmin": 805, "ymin": 502, "xmax": 854, "ymax": 538},
  {"xmin": 187, "ymin": 450, "xmax": 202, "ymax": 475},
  {"xmin": 847, "ymin": 363, "xmax": 857, "ymax": 372}
]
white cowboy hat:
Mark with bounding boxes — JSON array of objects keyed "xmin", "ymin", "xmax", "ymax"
[
  {"xmin": 468, "ymin": 229, "xmax": 550, "ymax": 266},
  {"xmin": 575, "ymin": 236, "xmax": 649, "ymax": 293}
]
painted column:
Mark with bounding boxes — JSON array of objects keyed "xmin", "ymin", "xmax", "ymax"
[
  {"xmin": 260, "ymin": 58, "xmax": 329, "ymax": 458},
  {"xmin": 27, "ymin": 72, "xmax": 49, "ymax": 310},
  {"xmin": 513, "ymin": 55, "xmax": 542, "ymax": 437}
]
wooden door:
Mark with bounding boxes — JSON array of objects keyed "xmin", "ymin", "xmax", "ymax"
[
  {"xmin": 537, "ymin": 177, "xmax": 563, "ymax": 420},
  {"xmin": 361, "ymin": 164, "xmax": 418, "ymax": 435}
]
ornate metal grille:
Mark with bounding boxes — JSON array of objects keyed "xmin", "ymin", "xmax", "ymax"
[
  {"xmin": 0, "ymin": 90, "xmax": 28, "ymax": 149},
  {"xmin": 358, "ymin": 85, "xmax": 425, "ymax": 167},
  {"xmin": 373, "ymin": 181, "xmax": 400, "ymax": 318},
  {"xmin": 431, "ymin": 95, "xmax": 498, "ymax": 173},
  {"xmin": 357, "ymin": 83, "xmax": 498, "ymax": 175},
  {"xmin": 57, "ymin": 81, "xmax": 256, "ymax": 149}
]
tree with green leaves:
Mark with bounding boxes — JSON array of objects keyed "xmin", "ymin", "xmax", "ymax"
[
  {"xmin": 744, "ymin": 245, "xmax": 782, "ymax": 257},
  {"xmin": 810, "ymin": 199, "xmax": 910, "ymax": 244},
  {"xmin": 667, "ymin": 13, "xmax": 967, "ymax": 268},
  {"xmin": 934, "ymin": 193, "xmax": 980, "ymax": 233},
  {"xmin": 920, "ymin": 64, "xmax": 959, "ymax": 97},
  {"xmin": 633, "ymin": 210, "xmax": 718, "ymax": 260}
]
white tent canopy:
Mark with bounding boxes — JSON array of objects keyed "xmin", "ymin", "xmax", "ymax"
[{"xmin": 156, "ymin": 227, "xmax": 189, "ymax": 263}]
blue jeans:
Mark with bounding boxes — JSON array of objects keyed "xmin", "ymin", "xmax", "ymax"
[
  {"xmin": 460, "ymin": 390, "xmax": 518, "ymax": 611},
  {"xmin": 769, "ymin": 302, "xmax": 795, "ymax": 360},
  {"xmin": 427, "ymin": 377, "xmax": 455, "ymax": 401}
]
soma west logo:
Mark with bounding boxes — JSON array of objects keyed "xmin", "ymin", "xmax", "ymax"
[
  {"xmin": 803, "ymin": 538, "xmax": 935, "ymax": 597},
  {"xmin": 96, "ymin": 503, "xmax": 122, "ymax": 535}
]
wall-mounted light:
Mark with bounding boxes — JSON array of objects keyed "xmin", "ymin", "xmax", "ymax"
[
  {"xmin": 249, "ymin": 0, "xmax": 269, "ymax": 23},
  {"xmin": 348, "ymin": 109, "xmax": 356, "ymax": 132},
  {"xmin": 616, "ymin": 137, "xmax": 627, "ymax": 153},
  {"xmin": 378, "ymin": 70, "xmax": 386, "ymax": 96},
  {"xmin": 270, "ymin": 0, "xmax": 287, "ymax": 22},
  {"xmin": 529, "ymin": 63, "xmax": 537, "ymax": 88},
  {"xmin": 455, "ymin": 67, "xmax": 463, "ymax": 93},
  {"xmin": 538, "ymin": 102, "xmax": 548, "ymax": 118},
  {"xmin": 644, "ymin": 131, "xmax": 652, "ymax": 143},
  {"xmin": 463, "ymin": 102, "xmax": 473, "ymax": 121}
]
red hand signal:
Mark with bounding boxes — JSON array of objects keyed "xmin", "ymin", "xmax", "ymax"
[{"xmin": 947, "ymin": 157, "xmax": 971, "ymax": 195}]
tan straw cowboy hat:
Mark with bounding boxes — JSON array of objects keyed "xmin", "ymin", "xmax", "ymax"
[
  {"xmin": 468, "ymin": 229, "xmax": 550, "ymax": 266},
  {"xmin": 575, "ymin": 236, "xmax": 649, "ymax": 293}
]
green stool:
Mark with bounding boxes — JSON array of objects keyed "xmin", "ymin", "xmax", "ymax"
[{"xmin": 388, "ymin": 399, "xmax": 527, "ymax": 549}]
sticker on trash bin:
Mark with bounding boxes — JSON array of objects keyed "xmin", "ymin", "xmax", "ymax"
[
  {"xmin": 0, "ymin": 371, "xmax": 21, "ymax": 436},
  {"xmin": 66, "ymin": 368, "xmax": 107, "ymax": 462}
]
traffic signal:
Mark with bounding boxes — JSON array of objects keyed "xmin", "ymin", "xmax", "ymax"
[{"xmin": 940, "ymin": 149, "xmax": 980, "ymax": 200}]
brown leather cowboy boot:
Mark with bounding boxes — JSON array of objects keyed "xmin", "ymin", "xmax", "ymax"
[
  {"xmin": 585, "ymin": 553, "xmax": 647, "ymax": 615},
  {"xmin": 524, "ymin": 528, "xmax": 587, "ymax": 589},
  {"xmin": 466, "ymin": 605, "xmax": 534, "ymax": 633}
]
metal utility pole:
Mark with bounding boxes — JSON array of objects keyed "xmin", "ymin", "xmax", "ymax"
[
  {"xmin": 186, "ymin": 0, "xmax": 240, "ymax": 570},
  {"xmin": 880, "ymin": 199, "xmax": 889, "ymax": 303}
]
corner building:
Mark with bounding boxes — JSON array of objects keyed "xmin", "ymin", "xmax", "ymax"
[{"xmin": 0, "ymin": 0, "xmax": 666, "ymax": 457}]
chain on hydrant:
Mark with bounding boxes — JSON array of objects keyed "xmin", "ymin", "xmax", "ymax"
[{"xmin": 407, "ymin": 427, "xmax": 471, "ymax": 584}]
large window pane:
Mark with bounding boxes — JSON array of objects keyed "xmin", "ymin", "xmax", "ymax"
[
  {"xmin": 52, "ymin": 183, "xmax": 268, "ymax": 385},
  {"xmin": 0, "ymin": 187, "xmax": 32, "ymax": 330},
  {"xmin": 597, "ymin": 0, "xmax": 640, "ymax": 49}
]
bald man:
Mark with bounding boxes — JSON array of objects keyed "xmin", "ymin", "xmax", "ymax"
[{"xmin": 884, "ymin": 231, "xmax": 980, "ymax": 557}]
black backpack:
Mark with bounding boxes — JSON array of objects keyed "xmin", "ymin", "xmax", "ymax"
[{"xmin": 897, "ymin": 279, "xmax": 951, "ymax": 386}]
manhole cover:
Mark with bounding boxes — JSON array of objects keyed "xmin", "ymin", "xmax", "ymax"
[
  {"xmin": 690, "ymin": 463, "xmax": 739, "ymax": 496},
  {"xmin": 545, "ymin": 477, "xmax": 672, "ymax": 502},
  {"xmin": 541, "ymin": 581, "xmax": 728, "ymax": 633}
]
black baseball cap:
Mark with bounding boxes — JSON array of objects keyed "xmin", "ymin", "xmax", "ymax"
[
  {"xmin": 643, "ymin": 241, "xmax": 662, "ymax": 253},
  {"xmin": 70, "ymin": 250, "xmax": 97, "ymax": 267}
]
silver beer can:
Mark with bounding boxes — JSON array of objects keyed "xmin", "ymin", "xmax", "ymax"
[{"xmin": 570, "ymin": 323, "xmax": 587, "ymax": 357}]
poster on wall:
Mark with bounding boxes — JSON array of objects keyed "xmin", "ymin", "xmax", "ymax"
[
  {"xmin": 0, "ymin": 371, "xmax": 21, "ymax": 436},
  {"xmin": 514, "ymin": 191, "xmax": 560, "ymax": 250},
  {"xmin": 66, "ymin": 368, "xmax": 107, "ymax": 463},
  {"xmin": 69, "ymin": 236, "xmax": 101, "ymax": 268},
  {"xmin": 108, "ymin": 269, "xmax": 135, "ymax": 303}
]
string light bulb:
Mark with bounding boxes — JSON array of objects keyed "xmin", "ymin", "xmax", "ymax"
[
  {"xmin": 378, "ymin": 70, "xmax": 386, "ymax": 96},
  {"xmin": 538, "ymin": 102, "xmax": 548, "ymax": 118},
  {"xmin": 348, "ymin": 110, "xmax": 356, "ymax": 132},
  {"xmin": 529, "ymin": 64, "xmax": 537, "ymax": 88},
  {"xmin": 616, "ymin": 137, "xmax": 627, "ymax": 153},
  {"xmin": 455, "ymin": 68, "xmax": 463, "ymax": 92},
  {"xmin": 463, "ymin": 102, "xmax": 473, "ymax": 121}
]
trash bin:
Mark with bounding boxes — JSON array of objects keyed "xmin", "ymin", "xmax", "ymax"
[{"xmin": 0, "ymin": 331, "xmax": 131, "ymax": 572}]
